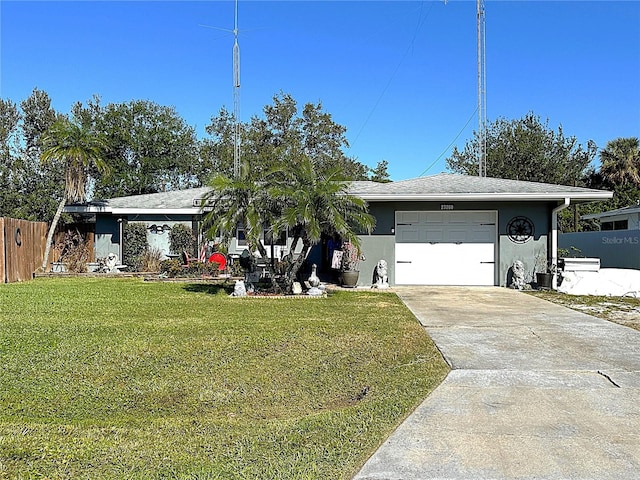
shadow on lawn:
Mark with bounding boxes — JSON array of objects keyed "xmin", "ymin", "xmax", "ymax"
[{"xmin": 182, "ymin": 283, "xmax": 234, "ymax": 296}]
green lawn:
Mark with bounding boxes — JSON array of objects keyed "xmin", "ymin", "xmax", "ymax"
[{"xmin": 0, "ymin": 278, "xmax": 448, "ymax": 479}]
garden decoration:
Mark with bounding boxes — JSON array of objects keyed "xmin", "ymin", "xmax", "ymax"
[
  {"xmin": 509, "ymin": 260, "xmax": 526, "ymax": 290},
  {"xmin": 372, "ymin": 259, "xmax": 389, "ymax": 289},
  {"xmin": 307, "ymin": 264, "xmax": 323, "ymax": 296}
]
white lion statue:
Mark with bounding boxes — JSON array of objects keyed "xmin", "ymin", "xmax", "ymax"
[
  {"xmin": 372, "ymin": 259, "xmax": 389, "ymax": 289},
  {"xmin": 510, "ymin": 260, "xmax": 526, "ymax": 290}
]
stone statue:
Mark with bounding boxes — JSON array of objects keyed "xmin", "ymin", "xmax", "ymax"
[
  {"xmin": 510, "ymin": 260, "xmax": 526, "ymax": 290},
  {"xmin": 307, "ymin": 264, "xmax": 323, "ymax": 296},
  {"xmin": 106, "ymin": 253, "xmax": 119, "ymax": 273},
  {"xmin": 231, "ymin": 279, "xmax": 247, "ymax": 297},
  {"xmin": 308, "ymin": 264, "xmax": 320, "ymax": 288},
  {"xmin": 372, "ymin": 259, "xmax": 389, "ymax": 289}
]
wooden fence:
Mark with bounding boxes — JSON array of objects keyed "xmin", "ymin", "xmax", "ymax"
[
  {"xmin": 1, "ymin": 218, "xmax": 97, "ymax": 282},
  {"xmin": 1, "ymin": 217, "xmax": 49, "ymax": 283}
]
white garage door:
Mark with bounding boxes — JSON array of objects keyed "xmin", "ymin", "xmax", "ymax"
[{"xmin": 395, "ymin": 211, "xmax": 497, "ymax": 285}]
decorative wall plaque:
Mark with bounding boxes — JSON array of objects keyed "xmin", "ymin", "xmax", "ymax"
[{"xmin": 507, "ymin": 216, "xmax": 534, "ymax": 243}]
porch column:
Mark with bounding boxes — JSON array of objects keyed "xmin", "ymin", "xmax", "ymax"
[{"xmin": 551, "ymin": 198, "xmax": 570, "ymax": 289}]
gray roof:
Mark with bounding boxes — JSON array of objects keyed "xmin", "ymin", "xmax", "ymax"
[
  {"xmin": 65, "ymin": 186, "xmax": 212, "ymax": 214},
  {"xmin": 65, "ymin": 174, "xmax": 612, "ymax": 215},
  {"xmin": 582, "ymin": 203, "xmax": 640, "ymax": 220},
  {"xmin": 348, "ymin": 174, "xmax": 612, "ymax": 201},
  {"xmin": 107, "ymin": 186, "xmax": 212, "ymax": 210}
]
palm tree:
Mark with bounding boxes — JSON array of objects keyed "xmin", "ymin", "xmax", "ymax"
[
  {"xmin": 39, "ymin": 118, "xmax": 107, "ymax": 271},
  {"xmin": 200, "ymin": 159, "xmax": 282, "ymax": 290},
  {"xmin": 201, "ymin": 163, "xmax": 272, "ymax": 255},
  {"xmin": 599, "ymin": 137, "xmax": 640, "ymax": 187},
  {"xmin": 269, "ymin": 156, "xmax": 376, "ymax": 291}
]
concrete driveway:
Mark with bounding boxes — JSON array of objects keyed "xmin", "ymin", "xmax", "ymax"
[{"xmin": 354, "ymin": 286, "xmax": 640, "ymax": 480}]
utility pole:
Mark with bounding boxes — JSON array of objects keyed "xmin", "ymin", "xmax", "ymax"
[
  {"xmin": 477, "ymin": 0, "xmax": 487, "ymax": 177},
  {"xmin": 233, "ymin": 0, "xmax": 241, "ymax": 179}
]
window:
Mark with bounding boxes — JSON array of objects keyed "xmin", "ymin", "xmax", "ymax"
[
  {"xmin": 264, "ymin": 228, "xmax": 287, "ymax": 246},
  {"xmin": 236, "ymin": 226, "xmax": 247, "ymax": 246},
  {"xmin": 601, "ymin": 219, "xmax": 628, "ymax": 231}
]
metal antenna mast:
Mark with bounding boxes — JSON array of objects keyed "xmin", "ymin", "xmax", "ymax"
[
  {"xmin": 233, "ymin": 0, "xmax": 241, "ymax": 179},
  {"xmin": 477, "ymin": 0, "xmax": 487, "ymax": 177}
]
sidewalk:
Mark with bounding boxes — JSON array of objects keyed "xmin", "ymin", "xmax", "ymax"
[{"xmin": 353, "ymin": 286, "xmax": 640, "ymax": 480}]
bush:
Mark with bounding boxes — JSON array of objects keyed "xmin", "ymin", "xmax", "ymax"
[
  {"xmin": 123, "ymin": 223, "xmax": 148, "ymax": 272},
  {"xmin": 142, "ymin": 247, "xmax": 164, "ymax": 273},
  {"xmin": 159, "ymin": 259, "xmax": 182, "ymax": 277},
  {"xmin": 169, "ymin": 223, "xmax": 196, "ymax": 257},
  {"xmin": 185, "ymin": 261, "xmax": 219, "ymax": 277},
  {"xmin": 159, "ymin": 259, "xmax": 220, "ymax": 278},
  {"xmin": 59, "ymin": 230, "xmax": 90, "ymax": 273}
]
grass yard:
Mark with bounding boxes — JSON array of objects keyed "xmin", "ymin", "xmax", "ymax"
[
  {"xmin": 0, "ymin": 278, "xmax": 448, "ymax": 479},
  {"xmin": 528, "ymin": 290, "xmax": 640, "ymax": 331}
]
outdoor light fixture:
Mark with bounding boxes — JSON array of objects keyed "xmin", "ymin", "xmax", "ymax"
[{"xmin": 148, "ymin": 224, "xmax": 172, "ymax": 234}]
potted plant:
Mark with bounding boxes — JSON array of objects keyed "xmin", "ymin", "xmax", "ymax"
[
  {"xmin": 533, "ymin": 252, "xmax": 555, "ymax": 289},
  {"xmin": 536, "ymin": 261, "xmax": 556, "ymax": 290},
  {"xmin": 340, "ymin": 241, "xmax": 364, "ymax": 288}
]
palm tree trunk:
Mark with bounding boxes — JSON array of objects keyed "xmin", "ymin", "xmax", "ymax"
[
  {"xmin": 252, "ymin": 239, "xmax": 281, "ymax": 294},
  {"xmin": 284, "ymin": 237, "xmax": 310, "ymax": 293},
  {"xmin": 40, "ymin": 198, "xmax": 66, "ymax": 272}
]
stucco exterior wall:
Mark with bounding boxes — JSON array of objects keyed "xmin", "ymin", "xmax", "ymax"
[
  {"xmin": 95, "ymin": 215, "xmax": 197, "ymax": 260},
  {"xmin": 93, "ymin": 200, "xmax": 557, "ymax": 286},
  {"xmin": 560, "ymin": 231, "xmax": 640, "ymax": 269},
  {"xmin": 497, "ymin": 203, "xmax": 550, "ymax": 286},
  {"xmin": 354, "ymin": 201, "xmax": 554, "ymax": 287}
]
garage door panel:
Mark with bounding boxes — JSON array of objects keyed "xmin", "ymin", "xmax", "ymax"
[
  {"xmin": 425, "ymin": 212, "xmax": 446, "ymax": 223},
  {"xmin": 397, "ymin": 211, "xmax": 421, "ymax": 224},
  {"xmin": 447, "ymin": 227, "xmax": 471, "ymax": 243},
  {"xmin": 425, "ymin": 227, "xmax": 445, "ymax": 242},
  {"xmin": 396, "ymin": 227, "xmax": 421, "ymax": 243},
  {"xmin": 467, "ymin": 226, "xmax": 495, "ymax": 243},
  {"xmin": 395, "ymin": 211, "xmax": 497, "ymax": 286}
]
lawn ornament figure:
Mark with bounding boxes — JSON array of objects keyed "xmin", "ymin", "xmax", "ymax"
[
  {"xmin": 106, "ymin": 253, "xmax": 119, "ymax": 273},
  {"xmin": 372, "ymin": 259, "xmax": 389, "ymax": 289},
  {"xmin": 510, "ymin": 260, "xmax": 526, "ymax": 290},
  {"xmin": 232, "ymin": 279, "xmax": 247, "ymax": 297},
  {"xmin": 307, "ymin": 264, "xmax": 323, "ymax": 296}
]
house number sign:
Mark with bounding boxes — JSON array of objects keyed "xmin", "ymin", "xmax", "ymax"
[{"xmin": 440, "ymin": 204, "xmax": 454, "ymax": 210}]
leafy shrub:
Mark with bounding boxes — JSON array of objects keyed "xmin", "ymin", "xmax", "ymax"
[
  {"xmin": 186, "ymin": 261, "xmax": 219, "ymax": 277},
  {"xmin": 169, "ymin": 223, "xmax": 196, "ymax": 257},
  {"xmin": 159, "ymin": 259, "xmax": 184, "ymax": 277},
  {"xmin": 123, "ymin": 223, "xmax": 148, "ymax": 272},
  {"xmin": 159, "ymin": 259, "xmax": 220, "ymax": 278}
]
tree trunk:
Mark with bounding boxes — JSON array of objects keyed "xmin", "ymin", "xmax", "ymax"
[
  {"xmin": 40, "ymin": 198, "xmax": 66, "ymax": 272},
  {"xmin": 284, "ymin": 238, "xmax": 310, "ymax": 293},
  {"xmin": 251, "ymin": 239, "xmax": 281, "ymax": 294}
]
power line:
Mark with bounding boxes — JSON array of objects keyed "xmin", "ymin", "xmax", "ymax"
[
  {"xmin": 418, "ymin": 107, "xmax": 477, "ymax": 177},
  {"xmin": 348, "ymin": 2, "xmax": 435, "ymax": 151}
]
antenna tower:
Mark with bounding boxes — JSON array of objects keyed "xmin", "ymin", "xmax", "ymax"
[
  {"xmin": 233, "ymin": 0, "xmax": 241, "ymax": 178},
  {"xmin": 477, "ymin": 0, "xmax": 487, "ymax": 177}
]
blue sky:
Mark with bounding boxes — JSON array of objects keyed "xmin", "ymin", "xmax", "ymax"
[{"xmin": 1, "ymin": 1, "xmax": 639, "ymax": 181}]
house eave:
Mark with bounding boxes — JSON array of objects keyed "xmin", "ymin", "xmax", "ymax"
[
  {"xmin": 358, "ymin": 192, "xmax": 614, "ymax": 202},
  {"xmin": 64, "ymin": 206, "xmax": 203, "ymax": 215}
]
